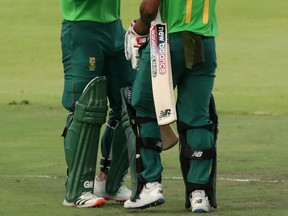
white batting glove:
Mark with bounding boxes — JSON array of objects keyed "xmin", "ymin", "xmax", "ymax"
[{"xmin": 125, "ymin": 20, "xmax": 148, "ymax": 70}]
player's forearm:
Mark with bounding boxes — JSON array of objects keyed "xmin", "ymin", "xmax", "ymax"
[{"xmin": 134, "ymin": 0, "xmax": 160, "ymax": 35}]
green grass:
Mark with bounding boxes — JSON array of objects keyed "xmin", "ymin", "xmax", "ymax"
[
  {"xmin": 0, "ymin": 0, "xmax": 288, "ymax": 215},
  {"xmin": 215, "ymin": 0, "xmax": 288, "ymax": 116}
]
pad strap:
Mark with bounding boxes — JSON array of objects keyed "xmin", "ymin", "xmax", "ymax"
[
  {"xmin": 137, "ymin": 137, "xmax": 162, "ymax": 153},
  {"xmin": 61, "ymin": 111, "xmax": 73, "ymax": 137},
  {"xmin": 181, "ymin": 145, "xmax": 216, "ymax": 160},
  {"xmin": 106, "ymin": 118, "xmax": 118, "ymax": 129}
]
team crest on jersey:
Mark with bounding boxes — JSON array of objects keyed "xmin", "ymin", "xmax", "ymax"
[{"xmin": 89, "ymin": 57, "xmax": 96, "ymax": 71}]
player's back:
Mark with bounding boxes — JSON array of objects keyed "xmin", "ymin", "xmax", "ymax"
[{"xmin": 160, "ymin": 0, "xmax": 218, "ymax": 37}]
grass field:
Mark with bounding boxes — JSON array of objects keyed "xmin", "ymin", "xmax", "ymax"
[{"xmin": 0, "ymin": 0, "xmax": 287, "ymax": 215}]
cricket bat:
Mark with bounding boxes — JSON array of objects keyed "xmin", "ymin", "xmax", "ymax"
[
  {"xmin": 161, "ymin": 124, "xmax": 178, "ymax": 151},
  {"xmin": 150, "ymin": 11, "xmax": 177, "ymax": 126}
]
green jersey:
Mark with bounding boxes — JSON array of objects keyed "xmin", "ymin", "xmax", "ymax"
[
  {"xmin": 61, "ymin": 0, "xmax": 120, "ymax": 23},
  {"xmin": 160, "ymin": 0, "xmax": 218, "ymax": 36}
]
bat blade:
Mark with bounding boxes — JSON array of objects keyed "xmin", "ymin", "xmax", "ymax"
[
  {"xmin": 150, "ymin": 13, "xmax": 177, "ymax": 126},
  {"xmin": 160, "ymin": 124, "xmax": 178, "ymax": 151}
]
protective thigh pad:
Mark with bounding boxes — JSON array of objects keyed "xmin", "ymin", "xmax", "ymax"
[
  {"xmin": 64, "ymin": 76, "xmax": 108, "ymax": 201},
  {"xmin": 178, "ymin": 95, "xmax": 218, "ymax": 209},
  {"xmin": 105, "ymin": 121, "xmax": 129, "ymax": 195}
]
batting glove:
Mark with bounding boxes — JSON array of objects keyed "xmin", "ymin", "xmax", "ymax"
[{"xmin": 125, "ymin": 20, "xmax": 148, "ymax": 70}]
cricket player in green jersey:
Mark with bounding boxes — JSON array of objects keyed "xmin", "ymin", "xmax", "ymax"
[
  {"xmin": 123, "ymin": 0, "xmax": 219, "ymax": 213},
  {"xmin": 60, "ymin": 0, "xmax": 135, "ymax": 208}
]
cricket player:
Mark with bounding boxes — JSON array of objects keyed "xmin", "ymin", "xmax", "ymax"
[
  {"xmin": 123, "ymin": 0, "xmax": 219, "ymax": 213},
  {"xmin": 60, "ymin": 0, "xmax": 134, "ymax": 208}
]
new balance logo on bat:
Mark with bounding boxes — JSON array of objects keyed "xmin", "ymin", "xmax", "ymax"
[{"xmin": 159, "ymin": 109, "xmax": 171, "ymax": 119}]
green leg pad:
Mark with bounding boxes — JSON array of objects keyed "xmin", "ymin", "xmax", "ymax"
[
  {"xmin": 64, "ymin": 77, "xmax": 108, "ymax": 202},
  {"xmin": 179, "ymin": 95, "xmax": 218, "ymax": 209},
  {"xmin": 105, "ymin": 122, "xmax": 129, "ymax": 195},
  {"xmin": 120, "ymin": 87, "xmax": 138, "ymax": 201}
]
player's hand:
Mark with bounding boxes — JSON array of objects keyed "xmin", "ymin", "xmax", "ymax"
[{"xmin": 125, "ymin": 20, "xmax": 148, "ymax": 70}]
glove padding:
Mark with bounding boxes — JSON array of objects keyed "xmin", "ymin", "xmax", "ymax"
[{"xmin": 125, "ymin": 20, "xmax": 148, "ymax": 70}]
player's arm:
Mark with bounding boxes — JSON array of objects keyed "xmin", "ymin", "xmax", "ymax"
[
  {"xmin": 134, "ymin": 0, "xmax": 161, "ymax": 35},
  {"xmin": 125, "ymin": 0, "xmax": 161, "ymax": 70}
]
